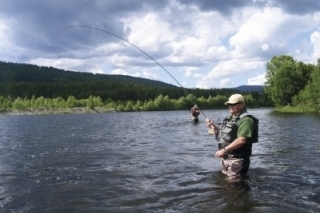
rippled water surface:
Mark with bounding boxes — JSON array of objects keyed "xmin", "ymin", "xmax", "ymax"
[{"xmin": 0, "ymin": 109, "xmax": 320, "ymax": 213}]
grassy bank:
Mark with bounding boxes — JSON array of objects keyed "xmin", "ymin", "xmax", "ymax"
[{"xmin": 274, "ymin": 105, "xmax": 320, "ymax": 113}]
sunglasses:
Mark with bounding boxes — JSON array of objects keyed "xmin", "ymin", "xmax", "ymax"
[{"xmin": 228, "ymin": 102, "xmax": 241, "ymax": 107}]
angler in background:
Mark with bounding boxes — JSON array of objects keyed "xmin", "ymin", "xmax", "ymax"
[
  {"xmin": 190, "ymin": 104, "xmax": 200, "ymax": 122},
  {"xmin": 206, "ymin": 94, "xmax": 259, "ymax": 182}
]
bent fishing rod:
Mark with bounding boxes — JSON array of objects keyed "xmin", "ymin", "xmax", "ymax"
[{"xmin": 58, "ymin": 25, "xmax": 207, "ymax": 118}]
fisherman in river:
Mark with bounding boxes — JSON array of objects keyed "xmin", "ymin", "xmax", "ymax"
[
  {"xmin": 190, "ymin": 104, "xmax": 200, "ymax": 122},
  {"xmin": 206, "ymin": 94, "xmax": 258, "ymax": 181}
]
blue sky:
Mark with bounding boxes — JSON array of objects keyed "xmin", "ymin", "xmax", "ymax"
[{"xmin": 0, "ymin": 0, "xmax": 319, "ymax": 88}]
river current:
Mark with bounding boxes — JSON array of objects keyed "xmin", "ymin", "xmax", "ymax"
[{"xmin": 0, "ymin": 108, "xmax": 319, "ymax": 212}]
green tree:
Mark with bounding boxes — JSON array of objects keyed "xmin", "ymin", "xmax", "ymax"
[
  {"xmin": 0, "ymin": 96, "xmax": 12, "ymax": 109},
  {"xmin": 293, "ymin": 60, "xmax": 320, "ymax": 111},
  {"xmin": 124, "ymin": 101, "xmax": 134, "ymax": 111},
  {"xmin": 67, "ymin": 96, "xmax": 77, "ymax": 108},
  {"xmin": 264, "ymin": 55, "xmax": 312, "ymax": 106},
  {"xmin": 135, "ymin": 100, "xmax": 143, "ymax": 111},
  {"xmin": 207, "ymin": 95, "xmax": 227, "ymax": 108}
]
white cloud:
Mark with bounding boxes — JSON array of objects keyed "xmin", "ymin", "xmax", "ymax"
[
  {"xmin": 261, "ymin": 43, "xmax": 269, "ymax": 51},
  {"xmin": 183, "ymin": 67, "xmax": 199, "ymax": 77},
  {"xmin": 184, "ymin": 70, "xmax": 192, "ymax": 77},
  {"xmin": 195, "ymin": 77, "xmax": 234, "ymax": 89},
  {"xmin": 181, "ymin": 81, "xmax": 187, "ymax": 87},
  {"xmin": 204, "ymin": 45, "xmax": 228, "ymax": 61},
  {"xmin": 122, "ymin": 13, "xmax": 175, "ymax": 53},
  {"xmin": 229, "ymin": 7, "xmax": 286, "ymax": 56},
  {"xmin": 132, "ymin": 72, "xmax": 141, "ymax": 77},
  {"xmin": 207, "ymin": 59, "xmax": 264, "ymax": 78},
  {"xmin": 110, "ymin": 69, "xmax": 158, "ymax": 80},
  {"xmin": 185, "ymin": 67, "xmax": 199, "ymax": 72},
  {"xmin": 247, "ymin": 73, "xmax": 266, "ymax": 85},
  {"xmin": 0, "ymin": 21, "xmax": 10, "ymax": 46},
  {"xmin": 110, "ymin": 54, "xmax": 134, "ymax": 68},
  {"xmin": 310, "ymin": 31, "xmax": 320, "ymax": 60},
  {"xmin": 111, "ymin": 69, "xmax": 127, "ymax": 75},
  {"xmin": 141, "ymin": 70, "xmax": 159, "ymax": 80},
  {"xmin": 195, "ymin": 78, "xmax": 215, "ymax": 89},
  {"xmin": 220, "ymin": 78, "xmax": 233, "ymax": 87},
  {"xmin": 193, "ymin": 73, "xmax": 202, "ymax": 78},
  {"xmin": 30, "ymin": 58, "xmax": 82, "ymax": 71}
]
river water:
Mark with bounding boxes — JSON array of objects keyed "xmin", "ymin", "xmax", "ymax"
[{"xmin": 0, "ymin": 108, "xmax": 319, "ymax": 213}]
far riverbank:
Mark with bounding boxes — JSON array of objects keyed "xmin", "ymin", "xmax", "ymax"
[{"xmin": 0, "ymin": 107, "xmax": 116, "ymax": 116}]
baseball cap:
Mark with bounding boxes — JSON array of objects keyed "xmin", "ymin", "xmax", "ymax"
[{"xmin": 225, "ymin": 94, "xmax": 245, "ymax": 105}]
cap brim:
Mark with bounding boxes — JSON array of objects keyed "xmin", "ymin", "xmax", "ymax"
[
  {"xmin": 225, "ymin": 101, "xmax": 239, "ymax": 105},
  {"xmin": 225, "ymin": 101, "xmax": 236, "ymax": 105}
]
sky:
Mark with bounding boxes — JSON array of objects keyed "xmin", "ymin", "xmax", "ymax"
[{"xmin": 0, "ymin": 0, "xmax": 319, "ymax": 89}]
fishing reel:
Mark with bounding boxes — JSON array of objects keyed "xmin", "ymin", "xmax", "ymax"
[{"xmin": 206, "ymin": 118, "xmax": 216, "ymax": 135}]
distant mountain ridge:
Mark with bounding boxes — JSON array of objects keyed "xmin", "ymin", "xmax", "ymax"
[{"xmin": 233, "ymin": 85, "xmax": 264, "ymax": 92}]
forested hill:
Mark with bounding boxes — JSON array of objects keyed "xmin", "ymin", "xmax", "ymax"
[
  {"xmin": 0, "ymin": 61, "xmax": 274, "ymax": 107},
  {"xmin": 0, "ymin": 61, "xmax": 177, "ymax": 88}
]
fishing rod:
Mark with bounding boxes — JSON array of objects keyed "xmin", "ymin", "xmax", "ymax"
[{"xmin": 58, "ymin": 25, "xmax": 207, "ymax": 118}]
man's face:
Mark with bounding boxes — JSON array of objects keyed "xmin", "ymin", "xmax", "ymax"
[{"xmin": 228, "ymin": 102, "xmax": 244, "ymax": 115}]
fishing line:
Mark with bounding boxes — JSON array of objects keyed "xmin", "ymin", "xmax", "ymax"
[{"xmin": 57, "ymin": 25, "xmax": 207, "ymax": 118}]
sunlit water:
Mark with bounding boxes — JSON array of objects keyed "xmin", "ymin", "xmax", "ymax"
[{"xmin": 0, "ymin": 109, "xmax": 320, "ymax": 213}]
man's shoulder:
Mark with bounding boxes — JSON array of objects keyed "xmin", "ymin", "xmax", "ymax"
[{"xmin": 238, "ymin": 115, "xmax": 254, "ymax": 126}]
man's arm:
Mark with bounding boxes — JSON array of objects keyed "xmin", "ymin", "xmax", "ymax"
[{"xmin": 223, "ymin": 136, "xmax": 247, "ymax": 152}]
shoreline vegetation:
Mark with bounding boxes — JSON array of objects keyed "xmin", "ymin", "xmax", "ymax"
[
  {"xmin": 274, "ymin": 105, "xmax": 320, "ymax": 113},
  {"xmin": 0, "ymin": 94, "xmax": 263, "ymax": 116},
  {"xmin": 0, "ymin": 95, "xmax": 319, "ymax": 116}
]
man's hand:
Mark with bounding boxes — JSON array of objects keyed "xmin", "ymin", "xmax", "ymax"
[
  {"xmin": 215, "ymin": 149, "xmax": 226, "ymax": 158},
  {"xmin": 206, "ymin": 118, "xmax": 217, "ymax": 135},
  {"xmin": 206, "ymin": 118, "xmax": 215, "ymax": 128}
]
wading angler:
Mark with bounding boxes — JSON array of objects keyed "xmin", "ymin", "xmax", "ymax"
[{"xmin": 206, "ymin": 94, "xmax": 259, "ymax": 181}]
